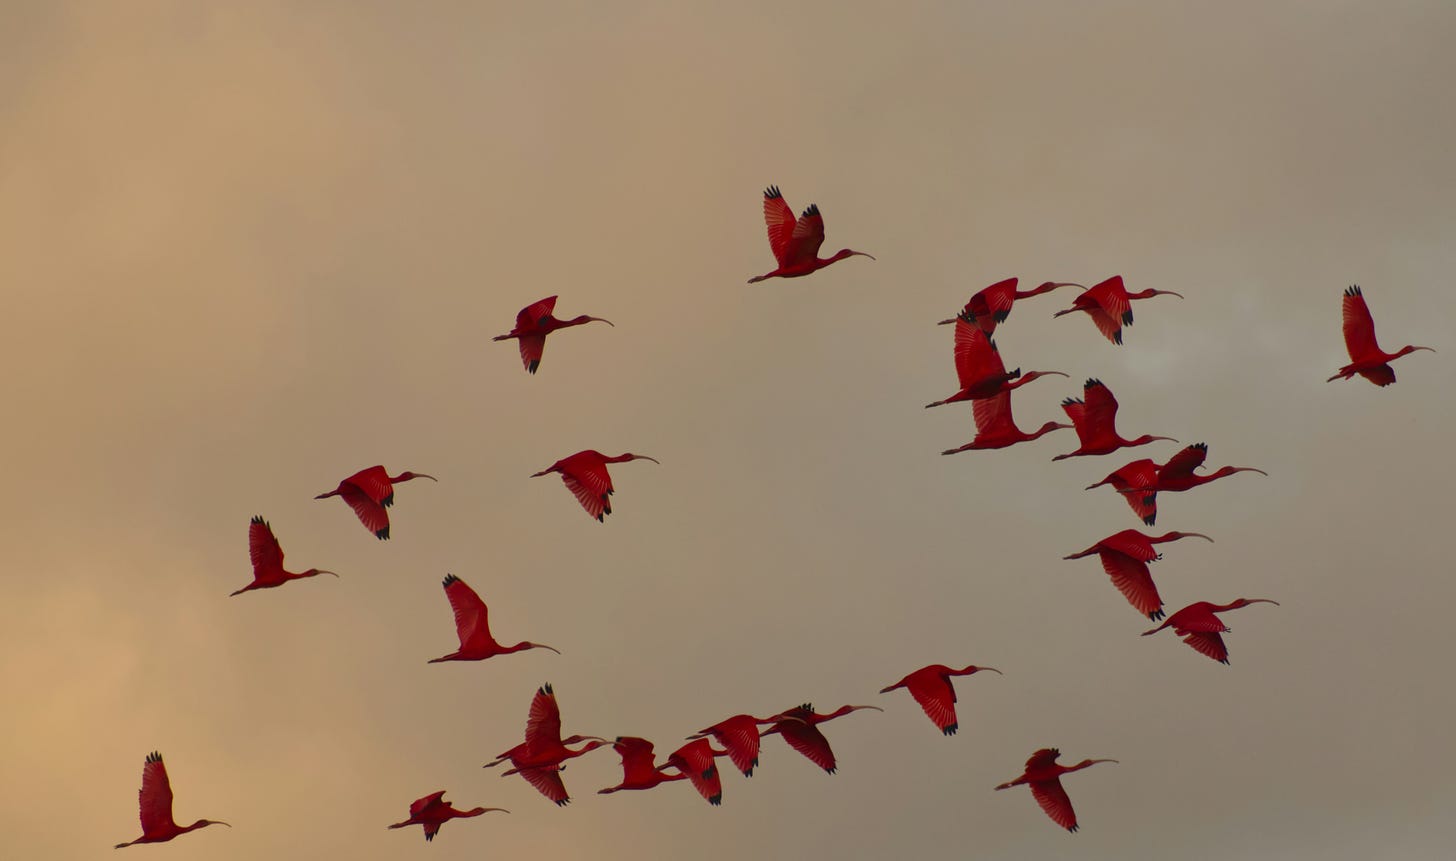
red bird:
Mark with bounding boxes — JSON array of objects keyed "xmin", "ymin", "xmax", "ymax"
[
  {"xmin": 688, "ymin": 714, "xmax": 775, "ymax": 777},
  {"xmin": 598, "ymin": 737, "xmax": 687, "ymax": 796},
  {"xmin": 531, "ymin": 450, "xmax": 659, "ymax": 522},
  {"xmin": 995, "ymin": 748, "xmax": 1117, "ymax": 833},
  {"xmin": 1063, "ymin": 530, "xmax": 1213, "ymax": 620},
  {"xmin": 1143, "ymin": 443, "xmax": 1268, "ymax": 494},
  {"xmin": 387, "ymin": 792, "xmax": 507, "ymax": 842},
  {"xmin": 1086, "ymin": 459, "xmax": 1159, "ymax": 524},
  {"xmin": 1327, "ymin": 285, "xmax": 1433, "ymax": 386},
  {"xmin": 1053, "ymin": 275, "xmax": 1182, "ymax": 345},
  {"xmin": 941, "ymin": 390, "xmax": 1072, "ymax": 455},
  {"xmin": 925, "ymin": 318, "xmax": 1068, "ymax": 408},
  {"xmin": 1053, "ymin": 378, "xmax": 1176, "ymax": 460},
  {"xmin": 747, "ymin": 185, "xmax": 874, "ymax": 283},
  {"xmin": 761, "ymin": 703, "xmax": 882, "ymax": 774},
  {"xmin": 230, "ymin": 516, "xmax": 337, "ymax": 597},
  {"xmin": 493, "ymin": 295, "xmax": 613, "ymax": 374},
  {"xmin": 114, "ymin": 752, "xmax": 229, "ymax": 849},
  {"xmin": 315, "ymin": 465, "xmax": 436, "ymax": 540},
  {"xmin": 662, "ymin": 739, "xmax": 731, "ymax": 806},
  {"xmin": 1143, "ymin": 598, "xmax": 1279, "ymax": 664},
  {"xmin": 428, "ymin": 574, "xmax": 559, "ymax": 663},
  {"xmin": 879, "ymin": 664, "xmax": 1001, "ymax": 736},
  {"xmin": 483, "ymin": 683, "xmax": 608, "ymax": 806},
  {"xmin": 939, "ymin": 277, "xmax": 1084, "ymax": 334}
]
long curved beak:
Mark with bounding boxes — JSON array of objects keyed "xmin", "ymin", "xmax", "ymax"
[
  {"xmin": 637, "ymin": 456, "xmax": 662, "ymax": 465},
  {"xmin": 590, "ymin": 317, "xmax": 615, "ymax": 327},
  {"xmin": 854, "ymin": 252, "xmax": 877, "ymax": 260},
  {"xmin": 318, "ymin": 570, "xmax": 339, "ymax": 578},
  {"xmin": 936, "ymin": 317, "xmax": 956, "ymax": 325},
  {"xmin": 978, "ymin": 667, "xmax": 1003, "ymax": 675},
  {"xmin": 417, "ymin": 474, "xmax": 439, "ymax": 482},
  {"xmin": 1185, "ymin": 533, "xmax": 1214, "ymax": 543},
  {"xmin": 535, "ymin": 643, "xmax": 562, "ymax": 655}
]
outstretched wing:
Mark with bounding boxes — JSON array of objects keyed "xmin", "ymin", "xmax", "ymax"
[
  {"xmin": 761, "ymin": 187, "xmax": 797, "ymax": 267},
  {"xmin": 1099, "ymin": 550, "xmax": 1164, "ymax": 619},
  {"xmin": 1182, "ymin": 631, "xmax": 1230, "ymax": 664},
  {"xmin": 340, "ymin": 486, "xmax": 390, "ymax": 539},
  {"xmin": 1158, "ymin": 443, "xmax": 1208, "ymax": 483},
  {"xmin": 776, "ymin": 721, "xmax": 838, "ymax": 774},
  {"xmin": 137, "ymin": 752, "xmax": 177, "ymax": 834},
  {"xmin": 613, "ymin": 737, "xmax": 661, "ymax": 785},
  {"xmin": 972, "ymin": 391, "xmax": 1014, "ymax": 437},
  {"xmin": 1341, "ymin": 285, "xmax": 1380, "ymax": 361},
  {"xmin": 345, "ymin": 466, "xmax": 394, "ymax": 506},
  {"xmin": 953, "ymin": 320, "xmax": 1002, "ymax": 388},
  {"xmin": 409, "ymin": 790, "xmax": 448, "ymax": 817},
  {"xmin": 248, "ymin": 516, "xmax": 284, "ymax": 576},
  {"xmin": 517, "ymin": 334, "xmax": 547, "ymax": 374},
  {"xmin": 518, "ymin": 766, "xmax": 571, "ymax": 805},
  {"xmin": 670, "ymin": 740, "xmax": 724, "ymax": 805},
  {"xmin": 524, "ymin": 685, "xmax": 564, "ymax": 752},
  {"xmin": 517, "ymin": 295, "xmax": 558, "ymax": 330},
  {"xmin": 442, "ymin": 574, "xmax": 492, "ymax": 650},
  {"xmin": 979, "ymin": 277, "xmax": 1019, "ymax": 325},
  {"xmin": 1099, "ymin": 530, "xmax": 1158, "ymax": 563},
  {"xmin": 1082, "ymin": 379, "xmax": 1120, "ymax": 438},
  {"xmin": 1088, "ymin": 276, "xmax": 1132, "ymax": 327},
  {"xmin": 703, "ymin": 716, "xmax": 762, "ymax": 777},
  {"xmin": 906, "ymin": 673, "xmax": 960, "ymax": 735},
  {"xmin": 560, "ymin": 460, "xmax": 613, "ymax": 522},
  {"xmin": 1030, "ymin": 778, "xmax": 1079, "ymax": 832},
  {"xmin": 785, "ymin": 204, "xmax": 826, "ymax": 266}
]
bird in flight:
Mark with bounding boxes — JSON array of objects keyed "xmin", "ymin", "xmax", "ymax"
[
  {"xmin": 531, "ymin": 450, "xmax": 659, "ymax": 521},
  {"xmin": 230, "ymin": 517, "xmax": 337, "ymax": 597},
  {"xmin": 114, "ymin": 752, "xmax": 230, "ymax": 849},
  {"xmin": 925, "ymin": 318, "xmax": 1067, "ymax": 408},
  {"xmin": 315, "ymin": 465, "xmax": 436, "ymax": 540},
  {"xmin": 493, "ymin": 295, "xmax": 613, "ymax": 374},
  {"xmin": 939, "ymin": 277, "xmax": 1083, "ymax": 334},
  {"xmin": 1063, "ymin": 529, "xmax": 1213, "ymax": 619},
  {"xmin": 941, "ymin": 389, "xmax": 1072, "ymax": 454},
  {"xmin": 687, "ymin": 713, "xmax": 776, "ymax": 778},
  {"xmin": 428, "ymin": 574, "xmax": 559, "ymax": 663},
  {"xmin": 386, "ymin": 792, "xmax": 506, "ymax": 842},
  {"xmin": 662, "ymin": 738, "xmax": 731, "ymax": 806},
  {"xmin": 484, "ymin": 683, "xmax": 608, "ymax": 806},
  {"xmin": 1053, "ymin": 275, "xmax": 1182, "ymax": 345},
  {"xmin": 761, "ymin": 703, "xmax": 882, "ymax": 774},
  {"xmin": 1053, "ymin": 378, "xmax": 1176, "ymax": 460},
  {"xmin": 995, "ymin": 748, "xmax": 1117, "ymax": 833},
  {"xmin": 1327, "ymin": 285, "xmax": 1433, "ymax": 386},
  {"xmin": 879, "ymin": 663, "xmax": 1001, "ymax": 736},
  {"xmin": 1142, "ymin": 598, "xmax": 1279, "ymax": 664},
  {"xmin": 748, "ymin": 185, "xmax": 874, "ymax": 283},
  {"xmin": 598, "ymin": 737, "xmax": 687, "ymax": 796}
]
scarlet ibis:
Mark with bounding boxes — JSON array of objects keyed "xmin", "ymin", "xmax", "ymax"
[
  {"xmin": 386, "ymin": 792, "xmax": 507, "ymax": 842},
  {"xmin": 428, "ymin": 574, "xmax": 559, "ymax": 663},
  {"xmin": 1143, "ymin": 598, "xmax": 1279, "ymax": 664},
  {"xmin": 1086, "ymin": 459, "xmax": 1159, "ymax": 524},
  {"xmin": 1141, "ymin": 443, "xmax": 1268, "ymax": 494},
  {"xmin": 1053, "ymin": 378, "xmax": 1176, "ymax": 459},
  {"xmin": 995, "ymin": 748, "xmax": 1117, "ymax": 833},
  {"xmin": 531, "ymin": 450, "xmax": 659, "ymax": 522},
  {"xmin": 493, "ymin": 295, "xmax": 613, "ymax": 374},
  {"xmin": 925, "ymin": 318, "xmax": 1068, "ymax": 408},
  {"xmin": 663, "ymin": 739, "xmax": 730, "ymax": 806},
  {"xmin": 688, "ymin": 714, "xmax": 775, "ymax": 777},
  {"xmin": 1064, "ymin": 530, "xmax": 1213, "ymax": 620},
  {"xmin": 939, "ymin": 277, "xmax": 1084, "ymax": 333},
  {"xmin": 761, "ymin": 704, "xmax": 882, "ymax": 774},
  {"xmin": 747, "ymin": 186, "xmax": 874, "ymax": 283},
  {"xmin": 1053, "ymin": 275, "xmax": 1182, "ymax": 345},
  {"xmin": 1327, "ymin": 285, "xmax": 1433, "ymax": 386},
  {"xmin": 879, "ymin": 664, "xmax": 1001, "ymax": 736},
  {"xmin": 315, "ymin": 465, "xmax": 436, "ymax": 540},
  {"xmin": 483, "ymin": 684, "xmax": 608, "ymax": 806},
  {"xmin": 114, "ymin": 752, "xmax": 229, "ymax": 849},
  {"xmin": 598, "ymin": 737, "xmax": 687, "ymax": 795},
  {"xmin": 230, "ymin": 516, "xmax": 337, "ymax": 597},
  {"xmin": 941, "ymin": 390, "xmax": 1071, "ymax": 454}
]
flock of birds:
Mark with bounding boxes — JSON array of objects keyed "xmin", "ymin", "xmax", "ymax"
[{"xmin": 112, "ymin": 187, "xmax": 1433, "ymax": 849}]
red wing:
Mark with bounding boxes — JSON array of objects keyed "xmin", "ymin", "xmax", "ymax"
[
  {"xmin": 248, "ymin": 517, "xmax": 284, "ymax": 576},
  {"xmin": 762, "ymin": 189, "xmax": 797, "ymax": 267},
  {"xmin": 613, "ymin": 738, "xmax": 661, "ymax": 785},
  {"xmin": 1088, "ymin": 276, "xmax": 1131, "ymax": 326},
  {"xmin": 340, "ymin": 486, "xmax": 390, "ymax": 539},
  {"xmin": 524, "ymin": 686, "xmax": 563, "ymax": 752},
  {"xmin": 906, "ymin": 674, "xmax": 959, "ymax": 734},
  {"xmin": 517, "ymin": 335, "xmax": 547, "ymax": 373},
  {"xmin": 952, "ymin": 321, "xmax": 1002, "ymax": 388},
  {"xmin": 137, "ymin": 752, "xmax": 177, "ymax": 834},
  {"xmin": 980, "ymin": 278, "xmax": 1018, "ymax": 322},
  {"xmin": 1341, "ymin": 286, "xmax": 1380, "ymax": 361},
  {"xmin": 705, "ymin": 716, "xmax": 762, "ymax": 776},
  {"xmin": 443, "ymin": 575, "xmax": 492, "ymax": 650},
  {"xmin": 1030, "ymin": 778, "xmax": 1079, "ymax": 831},
  {"xmin": 518, "ymin": 766, "xmax": 571, "ymax": 805},
  {"xmin": 1099, "ymin": 551, "xmax": 1163, "ymax": 618},
  {"xmin": 1060, "ymin": 397, "xmax": 1089, "ymax": 438},
  {"xmin": 516, "ymin": 295, "xmax": 558, "ymax": 330},
  {"xmin": 409, "ymin": 791, "xmax": 447, "ymax": 817},
  {"xmin": 1087, "ymin": 307, "xmax": 1124, "ymax": 344},
  {"xmin": 345, "ymin": 466, "xmax": 393, "ymax": 505},
  {"xmin": 1159, "ymin": 444, "xmax": 1208, "ymax": 482},
  {"xmin": 1358, "ymin": 365, "xmax": 1396, "ymax": 386},
  {"xmin": 777, "ymin": 721, "xmax": 837, "ymax": 773},
  {"xmin": 1099, "ymin": 530, "xmax": 1158, "ymax": 563},
  {"xmin": 1024, "ymin": 748, "xmax": 1060, "ymax": 771},
  {"xmin": 1105, "ymin": 460, "xmax": 1158, "ymax": 522},
  {"xmin": 785, "ymin": 206, "xmax": 826, "ymax": 266},
  {"xmin": 670, "ymin": 740, "xmax": 723, "ymax": 804},
  {"xmin": 1082, "ymin": 380, "xmax": 1119, "ymax": 438},
  {"xmin": 972, "ymin": 391, "xmax": 1014, "ymax": 436},
  {"xmin": 561, "ymin": 474, "xmax": 608, "ymax": 521},
  {"xmin": 1182, "ymin": 631, "xmax": 1230, "ymax": 663}
]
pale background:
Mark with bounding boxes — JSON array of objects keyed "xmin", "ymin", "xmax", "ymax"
[{"xmin": 3, "ymin": 2, "xmax": 1455, "ymax": 859}]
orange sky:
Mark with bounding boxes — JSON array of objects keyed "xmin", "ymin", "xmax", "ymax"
[{"xmin": 3, "ymin": 3, "xmax": 1455, "ymax": 858}]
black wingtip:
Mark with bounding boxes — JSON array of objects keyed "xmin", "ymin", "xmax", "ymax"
[
  {"xmin": 250, "ymin": 515, "xmax": 266, "ymax": 526},
  {"xmin": 764, "ymin": 185, "xmax": 781, "ymax": 199},
  {"xmin": 442, "ymin": 573, "xmax": 459, "ymax": 587},
  {"xmin": 375, "ymin": 527, "xmax": 390, "ymax": 540},
  {"xmin": 943, "ymin": 724, "xmax": 958, "ymax": 736},
  {"xmin": 1346, "ymin": 284, "xmax": 1361, "ymax": 297},
  {"xmin": 802, "ymin": 203, "xmax": 820, "ymax": 217},
  {"xmin": 527, "ymin": 360, "xmax": 540, "ymax": 374}
]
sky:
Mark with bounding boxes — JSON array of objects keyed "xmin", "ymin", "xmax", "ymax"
[{"xmin": 3, "ymin": 2, "xmax": 1455, "ymax": 858}]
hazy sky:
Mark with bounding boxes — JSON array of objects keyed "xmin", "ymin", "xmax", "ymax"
[{"xmin": 4, "ymin": 2, "xmax": 1455, "ymax": 858}]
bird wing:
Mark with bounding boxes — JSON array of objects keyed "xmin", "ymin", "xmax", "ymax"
[
  {"xmin": 248, "ymin": 516, "xmax": 284, "ymax": 577},
  {"xmin": 409, "ymin": 791, "xmax": 447, "ymax": 817},
  {"xmin": 614, "ymin": 738, "xmax": 660, "ymax": 785},
  {"xmin": 1182, "ymin": 631, "xmax": 1230, "ymax": 663},
  {"xmin": 560, "ymin": 473, "xmax": 609, "ymax": 521},
  {"xmin": 1099, "ymin": 530, "xmax": 1158, "ymax": 562},
  {"xmin": 1060, "ymin": 397, "xmax": 1090, "ymax": 439},
  {"xmin": 524, "ymin": 685, "xmax": 564, "ymax": 751},
  {"xmin": 670, "ymin": 741, "xmax": 723, "ymax": 804},
  {"xmin": 1099, "ymin": 551, "xmax": 1163, "ymax": 618},
  {"xmin": 1357, "ymin": 364, "xmax": 1396, "ymax": 387},
  {"xmin": 1341, "ymin": 285, "xmax": 1380, "ymax": 361},
  {"xmin": 137, "ymin": 752, "xmax": 177, "ymax": 834},
  {"xmin": 1158, "ymin": 444, "xmax": 1208, "ymax": 483},
  {"xmin": 776, "ymin": 720, "xmax": 837, "ymax": 773},
  {"xmin": 713, "ymin": 717, "xmax": 763, "ymax": 776},
  {"xmin": 518, "ymin": 766, "xmax": 571, "ymax": 805},
  {"xmin": 517, "ymin": 334, "xmax": 547, "ymax": 373},
  {"xmin": 1030, "ymin": 778, "xmax": 1079, "ymax": 832},
  {"xmin": 1024, "ymin": 748, "xmax": 1060, "ymax": 771},
  {"xmin": 443, "ymin": 575, "xmax": 492, "ymax": 650},
  {"xmin": 786, "ymin": 204, "xmax": 826, "ymax": 266},
  {"xmin": 340, "ymin": 486, "xmax": 391, "ymax": 539},
  {"xmin": 1089, "ymin": 276, "xmax": 1132, "ymax": 326},
  {"xmin": 1083, "ymin": 380, "xmax": 1119, "ymax": 439},
  {"xmin": 345, "ymin": 465, "xmax": 394, "ymax": 505},
  {"xmin": 1106, "ymin": 460, "xmax": 1158, "ymax": 523},
  {"xmin": 560, "ymin": 459, "xmax": 613, "ymax": 521},
  {"xmin": 761, "ymin": 187, "xmax": 797, "ymax": 267},
  {"xmin": 1083, "ymin": 306, "xmax": 1124, "ymax": 344},
  {"xmin": 516, "ymin": 295, "xmax": 558, "ymax": 330},
  {"xmin": 972, "ymin": 391, "xmax": 1015, "ymax": 437},
  {"xmin": 979, "ymin": 278, "xmax": 1018, "ymax": 323},
  {"xmin": 953, "ymin": 320, "xmax": 1001, "ymax": 387},
  {"xmin": 906, "ymin": 673, "xmax": 960, "ymax": 734}
]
